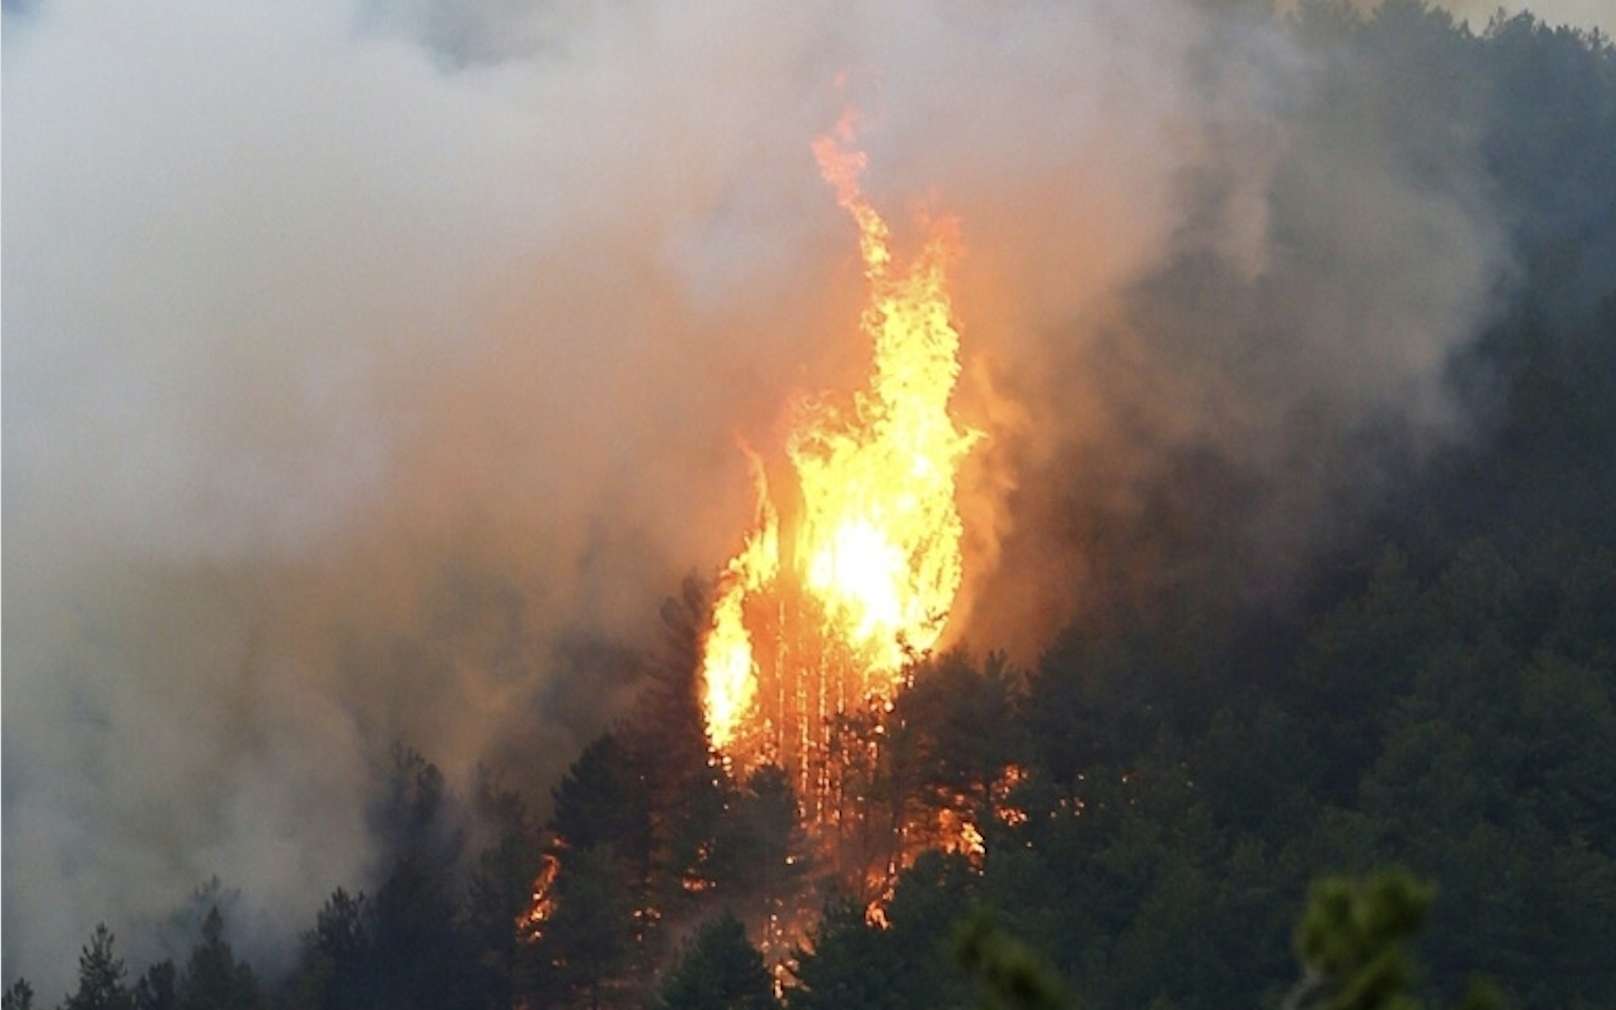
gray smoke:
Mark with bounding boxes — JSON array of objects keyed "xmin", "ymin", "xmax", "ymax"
[{"xmin": 1, "ymin": 0, "xmax": 1546, "ymax": 993}]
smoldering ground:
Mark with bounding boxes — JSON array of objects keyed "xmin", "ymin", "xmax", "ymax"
[{"xmin": 2, "ymin": 0, "xmax": 1539, "ymax": 991}]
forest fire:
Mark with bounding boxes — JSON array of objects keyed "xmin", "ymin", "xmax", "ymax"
[
  {"xmin": 699, "ymin": 112, "xmax": 979, "ymax": 800},
  {"xmin": 14, "ymin": 0, "xmax": 1616, "ymax": 1004},
  {"xmin": 513, "ymin": 115, "xmax": 990, "ymax": 971}
]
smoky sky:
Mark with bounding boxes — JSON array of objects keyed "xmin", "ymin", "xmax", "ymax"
[{"xmin": 0, "ymin": 0, "xmax": 1577, "ymax": 993}]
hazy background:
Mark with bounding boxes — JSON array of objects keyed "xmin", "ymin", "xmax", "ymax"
[{"xmin": 3, "ymin": 0, "xmax": 1595, "ymax": 993}]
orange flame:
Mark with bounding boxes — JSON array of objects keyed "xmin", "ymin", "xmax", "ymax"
[
  {"xmin": 518, "ymin": 853, "xmax": 561, "ymax": 940},
  {"xmin": 703, "ymin": 448, "xmax": 780, "ymax": 749},
  {"xmin": 699, "ymin": 111, "xmax": 979, "ymax": 770}
]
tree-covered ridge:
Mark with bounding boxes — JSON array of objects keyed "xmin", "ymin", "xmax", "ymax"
[{"xmin": 7, "ymin": 3, "xmax": 1615, "ymax": 1008}]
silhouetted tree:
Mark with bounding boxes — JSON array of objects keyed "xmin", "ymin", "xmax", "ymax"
[
  {"xmin": 526, "ymin": 844, "xmax": 637, "ymax": 1010},
  {"xmin": 64, "ymin": 925, "xmax": 132, "ymax": 1010},
  {"xmin": 658, "ymin": 912, "xmax": 777, "ymax": 1010},
  {"xmin": 712, "ymin": 764, "xmax": 809, "ymax": 928},
  {"xmin": 343, "ymin": 746, "xmax": 472, "ymax": 1010},
  {"xmin": 132, "ymin": 961, "xmax": 177, "ymax": 1010},
  {"xmin": 550, "ymin": 734, "xmax": 652, "ymax": 864},
  {"xmin": 786, "ymin": 894, "xmax": 894, "ymax": 1010},
  {"xmin": 178, "ymin": 907, "xmax": 259, "ymax": 1010},
  {"xmin": 288, "ymin": 888, "xmax": 374, "ymax": 1010},
  {"xmin": 3, "ymin": 979, "xmax": 36, "ymax": 1010},
  {"xmin": 901, "ymin": 652, "xmax": 1021, "ymax": 846},
  {"xmin": 640, "ymin": 587, "xmax": 732, "ymax": 915},
  {"xmin": 464, "ymin": 768, "xmax": 544, "ymax": 1010}
]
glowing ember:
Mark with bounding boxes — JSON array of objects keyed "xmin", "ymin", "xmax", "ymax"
[
  {"xmin": 957, "ymin": 820, "xmax": 986, "ymax": 859},
  {"xmin": 995, "ymin": 763, "xmax": 1031, "ymax": 827},
  {"xmin": 699, "ymin": 111, "xmax": 979, "ymax": 781},
  {"xmin": 865, "ymin": 878, "xmax": 897, "ymax": 930},
  {"xmin": 518, "ymin": 853, "xmax": 561, "ymax": 940}
]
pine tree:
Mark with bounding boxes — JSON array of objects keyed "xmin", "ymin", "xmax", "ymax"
[
  {"xmin": 64, "ymin": 924, "xmax": 133, "ymax": 1010},
  {"xmin": 550, "ymin": 734, "xmax": 652, "ymax": 862},
  {"xmin": 288, "ymin": 888, "xmax": 375, "ymax": 1010},
  {"xmin": 132, "ymin": 961, "xmax": 177, "ymax": 1010},
  {"xmin": 658, "ymin": 913, "xmax": 777, "ymax": 1010},
  {"xmin": 368, "ymin": 746, "xmax": 469, "ymax": 1010},
  {"xmin": 178, "ymin": 907, "xmax": 259, "ymax": 1010},
  {"xmin": 526, "ymin": 844, "xmax": 637, "ymax": 1010},
  {"xmin": 3, "ymin": 979, "xmax": 35, "ymax": 1010},
  {"xmin": 465, "ymin": 768, "xmax": 544, "ymax": 1010},
  {"xmin": 640, "ymin": 583, "xmax": 731, "ymax": 914},
  {"xmin": 712, "ymin": 764, "xmax": 809, "ymax": 935},
  {"xmin": 785, "ymin": 895, "xmax": 890, "ymax": 1010},
  {"xmin": 904, "ymin": 651, "xmax": 1021, "ymax": 844}
]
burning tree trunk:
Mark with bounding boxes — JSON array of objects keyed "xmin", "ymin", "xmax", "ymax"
[{"xmin": 696, "ymin": 110, "xmax": 980, "ymax": 831}]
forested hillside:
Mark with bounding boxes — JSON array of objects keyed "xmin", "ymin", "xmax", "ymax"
[{"xmin": 6, "ymin": 3, "xmax": 1614, "ymax": 1009}]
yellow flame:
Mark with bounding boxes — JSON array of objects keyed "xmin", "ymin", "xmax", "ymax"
[
  {"xmin": 703, "ymin": 449, "xmax": 779, "ymax": 749},
  {"xmin": 700, "ymin": 111, "xmax": 977, "ymax": 757}
]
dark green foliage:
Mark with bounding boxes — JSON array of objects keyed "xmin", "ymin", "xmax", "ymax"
[
  {"xmin": 178, "ymin": 908, "xmax": 258, "ymax": 1010},
  {"xmin": 881, "ymin": 853, "xmax": 979, "ymax": 1008},
  {"xmin": 953, "ymin": 912, "xmax": 1069, "ymax": 1010},
  {"xmin": 132, "ymin": 961, "xmax": 177, "ymax": 1010},
  {"xmin": 542, "ymin": 731, "xmax": 657, "ymax": 988},
  {"xmin": 551, "ymin": 735, "xmax": 653, "ymax": 859},
  {"xmin": 1286, "ymin": 872, "xmax": 1503, "ymax": 1010},
  {"xmin": 465, "ymin": 770, "xmax": 545, "ymax": 1010},
  {"xmin": 527, "ymin": 845, "xmax": 637, "ymax": 1010},
  {"xmin": 281, "ymin": 746, "xmax": 494, "ymax": 1010},
  {"xmin": 365, "ymin": 747, "xmax": 473, "ymax": 1010},
  {"xmin": 1290, "ymin": 872, "xmax": 1434, "ymax": 1010},
  {"xmin": 4, "ymin": 980, "xmax": 36, "ymax": 1010},
  {"xmin": 711, "ymin": 764, "xmax": 809, "ymax": 924},
  {"xmin": 785, "ymin": 895, "xmax": 895, "ymax": 1010},
  {"xmin": 786, "ymin": 853, "xmax": 979, "ymax": 1010},
  {"xmin": 900, "ymin": 651, "xmax": 1022, "ymax": 840},
  {"xmin": 288, "ymin": 887, "xmax": 375, "ymax": 1010},
  {"xmin": 657, "ymin": 913, "xmax": 777, "ymax": 1010},
  {"xmin": 951, "ymin": 871, "xmax": 1498, "ymax": 1010},
  {"xmin": 1021, "ymin": 633, "xmax": 1144, "ymax": 802},
  {"xmin": 64, "ymin": 925, "xmax": 132, "ymax": 1010}
]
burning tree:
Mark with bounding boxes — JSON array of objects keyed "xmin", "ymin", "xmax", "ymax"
[
  {"xmin": 520, "ymin": 113, "xmax": 994, "ymax": 1002},
  {"xmin": 699, "ymin": 111, "xmax": 980, "ymax": 825},
  {"xmin": 509, "ymin": 107, "xmax": 1079, "ymax": 1007}
]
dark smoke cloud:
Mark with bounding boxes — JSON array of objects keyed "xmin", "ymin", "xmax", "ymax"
[
  {"xmin": 957, "ymin": 5, "xmax": 1514, "ymax": 650},
  {"xmin": 0, "ymin": 0, "xmax": 1543, "ymax": 992}
]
